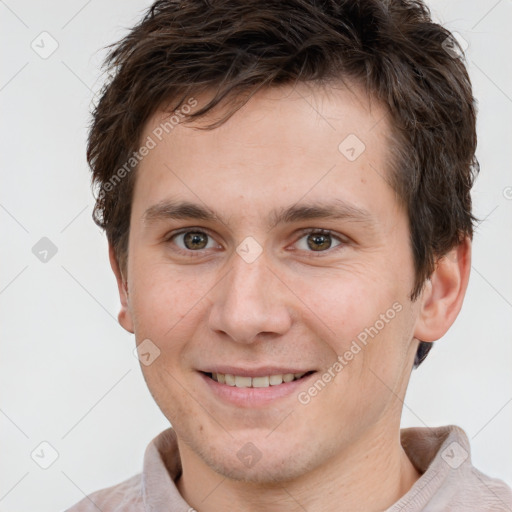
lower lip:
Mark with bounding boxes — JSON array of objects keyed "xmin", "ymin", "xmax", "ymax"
[{"xmin": 199, "ymin": 372, "xmax": 316, "ymax": 408}]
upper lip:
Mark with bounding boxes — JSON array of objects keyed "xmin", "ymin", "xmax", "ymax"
[{"xmin": 199, "ymin": 366, "xmax": 316, "ymax": 378}]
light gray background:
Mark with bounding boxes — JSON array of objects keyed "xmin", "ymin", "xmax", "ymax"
[{"xmin": 1, "ymin": 1, "xmax": 511, "ymax": 510}]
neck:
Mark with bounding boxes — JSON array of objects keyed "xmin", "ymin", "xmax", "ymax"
[{"xmin": 176, "ymin": 424, "xmax": 421, "ymax": 512}]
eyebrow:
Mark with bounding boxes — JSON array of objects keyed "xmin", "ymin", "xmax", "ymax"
[{"xmin": 142, "ymin": 198, "xmax": 375, "ymax": 231}]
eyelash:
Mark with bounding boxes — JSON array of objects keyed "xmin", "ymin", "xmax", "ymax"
[{"xmin": 165, "ymin": 227, "xmax": 347, "ymax": 258}]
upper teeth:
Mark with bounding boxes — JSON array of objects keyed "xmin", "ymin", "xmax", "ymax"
[{"xmin": 212, "ymin": 372, "xmax": 306, "ymax": 388}]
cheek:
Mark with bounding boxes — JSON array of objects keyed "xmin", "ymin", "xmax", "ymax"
[
  {"xmin": 128, "ymin": 267, "xmax": 208, "ymax": 418},
  {"xmin": 128, "ymin": 262, "xmax": 202, "ymax": 347},
  {"xmin": 297, "ymin": 266, "xmax": 400, "ymax": 344},
  {"xmin": 296, "ymin": 266, "xmax": 413, "ymax": 394}
]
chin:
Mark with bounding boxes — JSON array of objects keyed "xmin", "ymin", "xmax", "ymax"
[
  {"xmin": 207, "ymin": 454, "xmax": 314, "ymax": 485},
  {"xmin": 196, "ymin": 434, "xmax": 324, "ymax": 485}
]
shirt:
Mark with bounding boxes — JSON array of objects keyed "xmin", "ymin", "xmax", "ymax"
[{"xmin": 65, "ymin": 424, "xmax": 512, "ymax": 511}]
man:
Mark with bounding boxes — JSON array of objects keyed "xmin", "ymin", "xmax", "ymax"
[{"xmin": 67, "ymin": 0, "xmax": 512, "ymax": 510}]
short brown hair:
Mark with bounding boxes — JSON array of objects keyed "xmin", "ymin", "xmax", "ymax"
[{"xmin": 87, "ymin": 0, "xmax": 479, "ymax": 368}]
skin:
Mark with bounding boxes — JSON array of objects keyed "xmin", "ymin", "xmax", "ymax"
[{"xmin": 109, "ymin": 82, "xmax": 471, "ymax": 512}]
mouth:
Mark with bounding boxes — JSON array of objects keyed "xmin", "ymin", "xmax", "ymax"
[{"xmin": 201, "ymin": 371, "xmax": 316, "ymax": 388}]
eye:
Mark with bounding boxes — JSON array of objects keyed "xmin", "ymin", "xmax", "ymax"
[
  {"xmin": 167, "ymin": 229, "xmax": 220, "ymax": 255},
  {"xmin": 165, "ymin": 227, "xmax": 347, "ymax": 257},
  {"xmin": 294, "ymin": 229, "xmax": 345, "ymax": 254}
]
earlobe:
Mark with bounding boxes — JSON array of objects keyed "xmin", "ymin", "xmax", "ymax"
[
  {"xmin": 413, "ymin": 237, "xmax": 471, "ymax": 343},
  {"xmin": 108, "ymin": 242, "xmax": 134, "ymax": 334}
]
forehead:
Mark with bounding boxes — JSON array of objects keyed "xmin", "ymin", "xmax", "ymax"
[
  {"xmin": 147, "ymin": 81, "xmax": 390, "ymax": 155},
  {"xmin": 132, "ymin": 82, "xmax": 400, "ymax": 228}
]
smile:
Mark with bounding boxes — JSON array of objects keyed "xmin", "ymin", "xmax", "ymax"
[{"xmin": 206, "ymin": 371, "xmax": 314, "ymax": 388}]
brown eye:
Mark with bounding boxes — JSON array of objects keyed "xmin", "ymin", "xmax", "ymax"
[
  {"xmin": 307, "ymin": 232, "xmax": 333, "ymax": 251},
  {"xmin": 168, "ymin": 229, "xmax": 219, "ymax": 255},
  {"xmin": 295, "ymin": 229, "xmax": 344, "ymax": 254},
  {"xmin": 183, "ymin": 231, "xmax": 208, "ymax": 250}
]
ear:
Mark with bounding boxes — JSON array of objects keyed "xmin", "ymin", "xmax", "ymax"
[
  {"xmin": 413, "ymin": 237, "xmax": 471, "ymax": 342},
  {"xmin": 108, "ymin": 242, "xmax": 134, "ymax": 334}
]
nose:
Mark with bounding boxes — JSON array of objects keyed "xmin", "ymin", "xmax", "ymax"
[{"xmin": 207, "ymin": 248, "xmax": 293, "ymax": 344}]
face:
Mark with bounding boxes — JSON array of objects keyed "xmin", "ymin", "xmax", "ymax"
[{"xmin": 118, "ymin": 83, "xmax": 424, "ymax": 482}]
